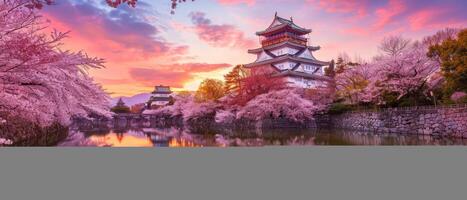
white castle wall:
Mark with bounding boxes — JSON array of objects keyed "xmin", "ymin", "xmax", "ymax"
[
  {"xmin": 271, "ymin": 47, "xmax": 299, "ymax": 56},
  {"xmin": 286, "ymin": 77, "xmax": 324, "ymax": 89}
]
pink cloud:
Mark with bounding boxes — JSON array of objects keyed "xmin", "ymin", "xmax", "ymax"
[
  {"xmin": 307, "ymin": 0, "xmax": 370, "ymax": 18},
  {"xmin": 189, "ymin": 12, "xmax": 256, "ymax": 49},
  {"xmin": 409, "ymin": 8, "xmax": 467, "ymax": 31},
  {"xmin": 342, "ymin": 27, "xmax": 370, "ymax": 36},
  {"xmin": 129, "ymin": 63, "xmax": 230, "ymax": 87},
  {"xmin": 43, "ymin": 0, "xmax": 188, "ymax": 62},
  {"xmin": 341, "ymin": 0, "xmax": 407, "ymax": 36},
  {"xmin": 409, "ymin": 9, "xmax": 440, "ymax": 30},
  {"xmin": 373, "ymin": 0, "xmax": 406, "ymax": 29}
]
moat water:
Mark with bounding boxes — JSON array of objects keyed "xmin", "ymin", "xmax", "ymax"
[{"xmin": 59, "ymin": 124, "xmax": 467, "ymax": 147}]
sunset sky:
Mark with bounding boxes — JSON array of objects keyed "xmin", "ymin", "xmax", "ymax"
[{"xmin": 41, "ymin": 0, "xmax": 467, "ymax": 97}]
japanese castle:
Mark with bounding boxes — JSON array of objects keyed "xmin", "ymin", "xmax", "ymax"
[
  {"xmin": 147, "ymin": 85, "xmax": 173, "ymax": 109},
  {"xmin": 245, "ymin": 13, "xmax": 333, "ymax": 88}
]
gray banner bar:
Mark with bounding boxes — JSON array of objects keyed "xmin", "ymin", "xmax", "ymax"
[{"xmin": 1, "ymin": 147, "xmax": 466, "ymax": 200}]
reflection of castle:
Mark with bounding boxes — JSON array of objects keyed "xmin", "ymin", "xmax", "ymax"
[
  {"xmin": 147, "ymin": 85, "xmax": 173, "ymax": 109},
  {"xmin": 142, "ymin": 128, "xmax": 172, "ymax": 147},
  {"xmin": 141, "ymin": 128, "xmax": 204, "ymax": 147},
  {"xmin": 148, "ymin": 135, "xmax": 170, "ymax": 147}
]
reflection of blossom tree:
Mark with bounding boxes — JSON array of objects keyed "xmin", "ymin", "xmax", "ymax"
[
  {"xmin": 58, "ymin": 131, "xmax": 96, "ymax": 146},
  {"xmin": 113, "ymin": 127, "xmax": 130, "ymax": 135},
  {"xmin": 287, "ymin": 135, "xmax": 316, "ymax": 146}
]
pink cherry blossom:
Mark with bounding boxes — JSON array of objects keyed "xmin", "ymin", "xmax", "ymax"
[
  {"xmin": 335, "ymin": 35, "xmax": 443, "ymax": 105},
  {"xmin": 0, "ymin": 1, "xmax": 111, "ymax": 125},
  {"xmin": 236, "ymin": 89, "xmax": 325, "ymax": 122}
]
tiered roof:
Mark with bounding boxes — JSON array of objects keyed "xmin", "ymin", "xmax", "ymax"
[
  {"xmin": 248, "ymin": 41, "xmax": 320, "ymax": 54},
  {"xmin": 245, "ymin": 13, "xmax": 331, "ymax": 83},
  {"xmin": 256, "ymin": 13, "xmax": 311, "ymax": 36},
  {"xmin": 116, "ymin": 98, "xmax": 126, "ymax": 107},
  {"xmin": 152, "ymin": 85, "xmax": 172, "ymax": 94},
  {"xmin": 244, "ymin": 53, "xmax": 329, "ymax": 68},
  {"xmin": 273, "ymin": 70, "xmax": 333, "ymax": 82}
]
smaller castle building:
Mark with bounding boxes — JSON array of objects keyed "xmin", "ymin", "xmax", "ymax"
[
  {"xmin": 147, "ymin": 85, "xmax": 173, "ymax": 109},
  {"xmin": 116, "ymin": 98, "xmax": 126, "ymax": 107}
]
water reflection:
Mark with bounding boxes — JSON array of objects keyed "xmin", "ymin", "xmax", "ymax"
[
  {"xmin": 88, "ymin": 131, "xmax": 153, "ymax": 147},
  {"xmin": 59, "ymin": 125, "xmax": 467, "ymax": 147}
]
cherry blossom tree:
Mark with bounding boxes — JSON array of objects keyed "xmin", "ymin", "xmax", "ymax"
[
  {"xmin": 105, "ymin": 0, "xmax": 138, "ymax": 8},
  {"xmin": 236, "ymin": 89, "xmax": 325, "ymax": 122},
  {"xmin": 450, "ymin": 92, "xmax": 467, "ymax": 103},
  {"xmin": 335, "ymin": 35, "xmax": 442, "ymax": 106},
  {"xmin": 105, "ymin": 0, "xmax": 194, "ymax": 14},
  {"xmin": 143, "ymin": 93, "xmax": 192, "ymax": 117},
  {"xmin": 0, "ymin": 0, "xmax": 111, "ymax": 126},
  {"xmin": 147, "ymin": 87, "xmax": 327, "ymax": 125},
  {"xmin": 226, "ymin": 69, "xmax": 285, "ymax": 106},
  {"xmin": 334, "ymin": 63, "xmax": 376, "ymax": 104},
  {"xmin": 365, "ymin": 38, "xmax": 441, "ymax": 106},
  {"xmin": 11, "ymin": 0, "xmax": 193, "ymax": 13},
  {"xmin": 143, "ymin": 92, "xmax": 219, "ymax": 123},
  {"xmin": 170, "ymin": 0, "xmax": 195, "ymax": 14},
  {"xmin": 214, "ymin": 109, "xmax": 236, "ymax": 124},
  {"xmin": 378, "ymin": 36, "xmax": 411, "ymax": 57},
  {"xmin": 182, "ymin": 101, "xmax": 218, "ymax": 123},
  {"xmin": 302, "ymin": 86, "xmax": 336, "ymax": 106}
]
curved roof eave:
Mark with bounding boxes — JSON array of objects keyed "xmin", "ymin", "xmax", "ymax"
[
  {"xmin": 245, "ymin": 55, "xmax": 330, "ymax": 67},
  {"xmin": 273, "ymin": 70, "xmax": 334, "ymax": 82}
]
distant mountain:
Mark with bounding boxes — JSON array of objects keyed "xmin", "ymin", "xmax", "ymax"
[{"xmin": 110, "ymin": 93, "xmax": 152, "ymax": 107}]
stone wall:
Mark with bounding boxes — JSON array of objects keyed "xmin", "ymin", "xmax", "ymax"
[{"xmin": 327, "ymin": 105, "xmax": 467, "ymax": 138}]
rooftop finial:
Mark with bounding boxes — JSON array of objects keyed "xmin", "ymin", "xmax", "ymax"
[
  {"xmin": 275, "ymin": 11, "xmax": 277, "ymax": 17},
  {"xmin": 290, "ymin": 16, "xmax": 293, "ymax": 22},
  {"xmin": 117, "ymin": 98, "xmax": 125, "ymax": 106}
]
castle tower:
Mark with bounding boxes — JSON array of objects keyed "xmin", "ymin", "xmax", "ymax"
[
  {"xmin": 148, "ymin": 85, "xmax": 173, "ymax": 109},
  {"xmin": 116, "ymin": 98, "xmax": 126, "ymax": 107},
  {"xmin": 245, "ymin": 13, "xmax": 332, "ymax": 88}
]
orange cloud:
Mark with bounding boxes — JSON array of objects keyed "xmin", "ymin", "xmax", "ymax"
[{"xmin": 129, "ymin": 63, "xmax": 231, "ymax": 88}]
